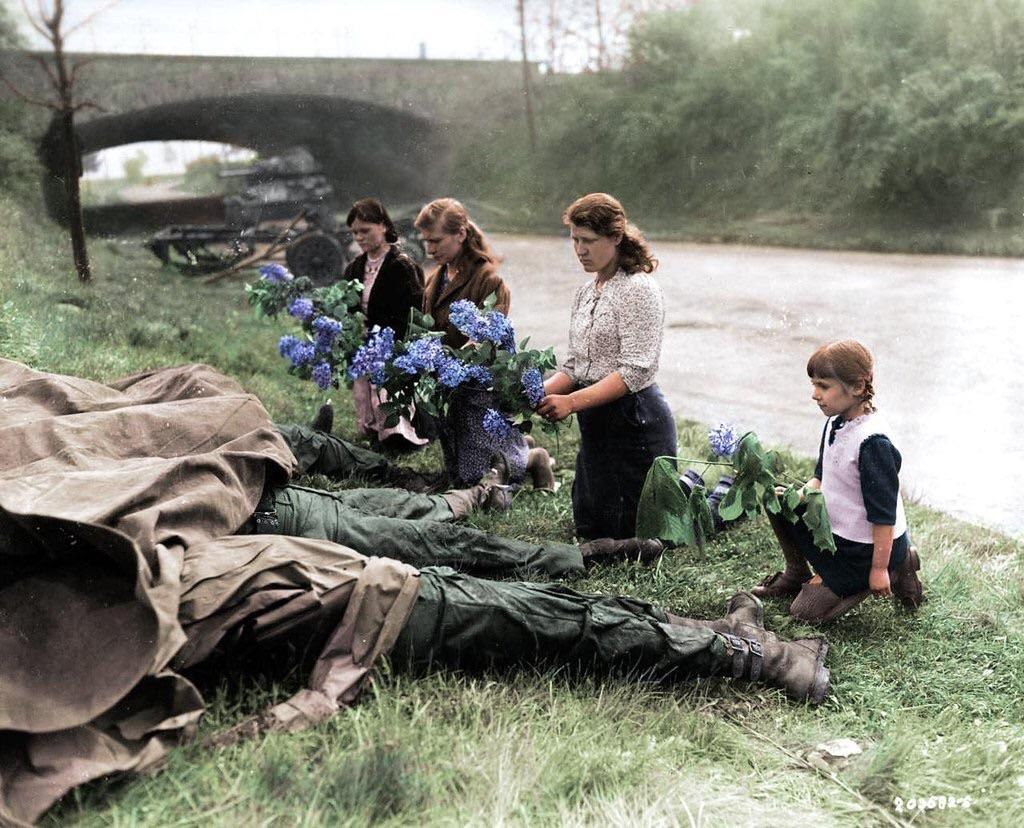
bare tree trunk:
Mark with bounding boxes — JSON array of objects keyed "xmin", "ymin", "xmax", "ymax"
[
  {"xmin": 0, "ymin": 0, "xmax": 106, "ymax": 282},
  {"xmin": 594, "ymin": 0, "xmax": 607, "ymax": 70},
  {"xmin": 547, "ymin": 0, "xmax": 558, "ymax": 73},
  {"xmin": 49, "ymin": 3, "xmax": 91, "ymax": 282},
  {"xmin": 60, "ymin": 109, "xmax": 91, "ymax": 281},
  {"xmin": 517, "ymin": 0, "xmax": 538, "ymax": 150}
]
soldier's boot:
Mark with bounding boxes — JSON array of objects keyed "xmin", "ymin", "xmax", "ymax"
[
  {"xmin": 442, "ymin": 468, "xmax": 512, "ymax": 519},
  {"xmin": 751, "ymin": 513, "xmax": 813, "ymax": 599},
  {"xmin": 666, "ymin": 591, "xmax": 764, "ymax": 633},
  {"xmin": 310, "ymin": 403, "xmax": 334, "ymax": 434},
  {"xmin": 666, "ymin": 592, "xmax": 829, "ymax": 704},
  {"xmin": 579, "ymin": 537, "xmax": 665, "ymax": 566}
]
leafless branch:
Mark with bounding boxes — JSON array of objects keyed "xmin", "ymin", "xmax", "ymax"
[
  {"xmin": 65, "ymin": 0, "xmax": 121, "ymax": 39},
  {"xmin": 29, "ymin": 51, "xmax": 61, "ymax": 93},
  {"xmin": 19, "ymin": 0, "xmax": 52, "ymax": 40},
  {"xmin": 0, "ymin": 70, "xmax": 60, "ymax": 110},
  {"xmin": 72, "ymin": 98, "xmax": 103, "ymax": 113},
  {"xmin": 68, "ymin": 55, "xmax": 98, "ymax": 87}
]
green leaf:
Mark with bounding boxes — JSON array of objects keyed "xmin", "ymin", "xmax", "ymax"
[
  {"xmin": 691, "ymin": 485, "xmax": 716, "ymax": 542},
  {"xmin": 482, "ymin": 291, "xmax": 499, "ymax": 310},
  {"xmin": 718, "ymin": 483, "xmax": 745, "ymax": 521},
  {"xmin": 801, "ymin": 490, "xmax": 837, "ymax": 554},
  {"xmin": 635, "ymin": 458, "xmax": 695, "ymax": 546}
]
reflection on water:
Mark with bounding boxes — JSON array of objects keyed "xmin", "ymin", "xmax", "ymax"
[{"xmin": 498, "ymin": 235, "xmax": 1024, "ymax": 536}]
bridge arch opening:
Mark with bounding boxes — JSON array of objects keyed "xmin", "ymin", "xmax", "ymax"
[{"xmin": 41, "ymin": 93, "xmax": 451, "ymax": 232}]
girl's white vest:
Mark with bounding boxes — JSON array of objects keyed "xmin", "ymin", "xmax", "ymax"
[{"xmin": 819, "ymin": 411, "xmax": 907, "ymax": 543}]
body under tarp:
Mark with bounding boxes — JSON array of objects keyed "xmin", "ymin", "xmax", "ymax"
[{"xmin": 0, "ymin": 360, "xmax": 420, "ymax": 826}]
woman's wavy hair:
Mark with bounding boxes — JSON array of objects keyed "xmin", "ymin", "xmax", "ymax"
[
  {"xmin": 807, "ymin": 339, "xmax": 876, "ymax": 411},
  {"xmin": 562, "ymin": 193, "xmax": 658, "ymax": 275},
  {"xmin": 414, "ymin": 197, "xmax": 497, "ymax": 274},
  {"xmin": 347, "ymin": 197, "xmax": 398, "ymax": 243}
]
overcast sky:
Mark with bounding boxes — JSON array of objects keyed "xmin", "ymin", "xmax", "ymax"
[{"xmin": 3, "ymin": 0, "xmax": 522, "ymax": 60}]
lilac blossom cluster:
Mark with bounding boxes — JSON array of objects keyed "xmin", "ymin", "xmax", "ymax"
[
  {"xmin": 448, "ymin": 300, "xmax": 516, "ymax": 352},
  {"xmin": 708, "ymin": 422, "xmax": 738, "ymax": 458},
  {"xmin": 520, "ymin": 367, "xmax": 544, "ymax": 407},
  {"xmin": 482, "ymin": 408, "xmax": 518, "ymax": 442},
  {"xmin": 288, "ymin": 297, "xmax": 315, "ymax": 322},
  {"xmin": 259, "ymin": 263, "xmax": 293, "ymax": 284},
  {"xmin": 347, "ymin": 326, "xmax": 396, "ymax": 385},
  {"xmin": 279, "ymin": 335, "xmax": 316, "ymax": 368},
  {"xmin": 394, "ymin": 336, "xmax": 446, "ymax": 375},
  {"xmin": 312, "ymin": 315, "xmax": 343, "ymax": 352}
]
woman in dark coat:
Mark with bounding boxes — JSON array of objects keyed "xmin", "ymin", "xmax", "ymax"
[
  {"xmin": 343, "ymin": 198, "xmax": 427, "ymax": 448},
  {"xmin": 414, "ymin": 198, "xmax": 527, "ymax": 486}
]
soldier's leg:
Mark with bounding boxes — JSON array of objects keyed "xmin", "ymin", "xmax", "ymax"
[
  {"xmin": 392, "ymin": 571, "xmax": 830, "ymax": 703},
  {"xmin": 392, "ymin": 567, "xmax": 727, "ymax": 680},
  {"xmin": 274, "ymin": 423, "xmax": 392, "ymax": 480},
  {"xmin": 270, "ymin": 485, "xmax": 583, "ymax": 579}
]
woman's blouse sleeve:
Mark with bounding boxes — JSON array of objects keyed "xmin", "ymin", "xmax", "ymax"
[
  {"xmin": 559, "ymin": 285, "xmax": 584, "ymax": 380},
  {"xmin": 859, "ymin": 434, "xmax": 902, "ymax": 525},
  {"xmin": 615, "ymin": 278, "xmax": 664, "ymax": 392}
]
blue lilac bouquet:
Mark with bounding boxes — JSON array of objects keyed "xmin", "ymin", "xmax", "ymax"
[
  {"xmin": 246, "ymin": 263, "xmax": 366, "ymax": 389},
  {"xmin": 345, "ymin": 294, "xmax": 559, "ymax": 436}
]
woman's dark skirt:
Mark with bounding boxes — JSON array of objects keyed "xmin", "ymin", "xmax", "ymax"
[{"xmin": 573, "ymin": 384, "xmax": 677, "ymax": 540}]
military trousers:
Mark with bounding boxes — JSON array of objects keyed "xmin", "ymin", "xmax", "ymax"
[
  {"xmin": 391, "ymin": 567, "xmax": 730, "ymax": 681},
  {"xmin": 267, "ymin": 484, "xmax": 585, "ymax": 580}
]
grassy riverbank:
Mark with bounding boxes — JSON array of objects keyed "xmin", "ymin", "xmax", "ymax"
[{"xmin": 3, "ymin": 198, "xmax": 1024, "ymax": 827}]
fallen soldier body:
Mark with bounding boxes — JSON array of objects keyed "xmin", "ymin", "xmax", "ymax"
[{"xmin": 0, "ymin": 360, "xmax": 829, "ymax": 826}]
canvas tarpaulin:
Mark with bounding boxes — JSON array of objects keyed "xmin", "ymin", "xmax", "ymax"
[{"xmin": 0, "ymin": 360, "xmax": 419, "ymax": 825}]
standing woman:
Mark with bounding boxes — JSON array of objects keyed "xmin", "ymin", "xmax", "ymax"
[
  {"xmin": 344, "ymin": 198, "xmax": 428, "ymax": 449},
  {"xmin": 538, "ymin": 193, "xmax": 676, "ymax": 540},
  {"xmin": 415, "ymin": 198, "xmax": 526, "ymax": 486}
]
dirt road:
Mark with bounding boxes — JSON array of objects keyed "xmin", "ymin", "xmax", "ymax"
[{"xmin": 495, "ymin": 234, "xmax": 1024, "ymax": 536}]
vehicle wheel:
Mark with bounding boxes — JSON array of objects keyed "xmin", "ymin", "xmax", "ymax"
[{"xmin": 286, "ymin": 231, "xmax": 346, "ymax": 285}]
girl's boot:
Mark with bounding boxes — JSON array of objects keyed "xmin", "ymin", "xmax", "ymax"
[{"xmin": 752, "ymin": 512, "xmax": 813, "ymax": 599}]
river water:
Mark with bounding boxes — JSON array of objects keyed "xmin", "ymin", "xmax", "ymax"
[{"xmin": 495, "ymin": 234, "xmax": 1024, "ymax": 537}]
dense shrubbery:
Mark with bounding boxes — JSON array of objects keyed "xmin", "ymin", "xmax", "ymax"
[
  {"xmin": 0, "ymin": 7, "xmax": 41, "ymax": 203},
  {"xmin": 458, "ymin": 0, "xmax": 1024, "ymax": 224}
]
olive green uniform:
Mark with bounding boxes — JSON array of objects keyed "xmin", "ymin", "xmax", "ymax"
[{"xmin": 265, "ymin": 483, "xmax": 584, "ymax": 579}]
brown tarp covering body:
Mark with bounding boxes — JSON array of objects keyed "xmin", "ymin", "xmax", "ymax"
[{"xmin": 0, "ymin": 360, "xmax": 420, "ymax": 825}]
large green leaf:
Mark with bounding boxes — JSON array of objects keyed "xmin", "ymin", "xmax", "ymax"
[
  {"xmin": 801, "ymin": 490, "xmax": 837, "ymax": 554},
  {"xmin": 635, "ymin": 458, "xmax": 695, "ymax": 547}
]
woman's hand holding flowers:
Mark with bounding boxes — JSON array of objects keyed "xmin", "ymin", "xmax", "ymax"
[{"xmin": 537, "ymin": 394, "xmax": 574, "ymax": 422}]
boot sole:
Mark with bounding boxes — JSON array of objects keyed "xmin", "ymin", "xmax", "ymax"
[{"xmin": 807, "ymin": 638, "xmax": 830, "ymax": 705}]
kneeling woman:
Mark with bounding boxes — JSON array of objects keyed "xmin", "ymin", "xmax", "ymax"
[
  {"xmin": 538, "ymin": 193, "xmax": 676, "ymax": 539},
  {"xmin": 343, "ymin": 198, "xmax": 427, "ymax": 449}
]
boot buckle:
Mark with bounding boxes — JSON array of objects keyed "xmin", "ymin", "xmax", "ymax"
[
  {"xmin": 745, "ymin": 638, "xmax": 764, "ymax": 681},
  {"xmin": 722, "ymin": 633, "xmax": 748, "ymax": 679}
]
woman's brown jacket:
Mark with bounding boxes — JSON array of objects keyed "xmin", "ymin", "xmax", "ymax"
[{"xmin": 422, "ymin": 260, "xmax": 511, "ymax": 348}]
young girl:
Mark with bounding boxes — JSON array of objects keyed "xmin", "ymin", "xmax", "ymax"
[{"xmin": 752, "ymin": 340, "xmax": 923, "ymax": 624}]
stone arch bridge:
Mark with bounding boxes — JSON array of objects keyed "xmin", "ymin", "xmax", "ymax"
[{"xmin": 0, "ymin": 52, "xmax": 537, "ymax": 226}]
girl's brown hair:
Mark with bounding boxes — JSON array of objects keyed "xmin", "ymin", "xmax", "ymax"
[
  {"xmin": 807, "ymin": 339, "xmax": 876, "ymax": 410},
  {"xmin": 562, "ymin": 193, "xmax": 658, "ymax": 275},
  {"xmin": 414, "ymin": 197, "xmax": 497, "ymax": 275},
  {"xmin": 346, "ymin": 198, "xmax": 398, "ymax": 243}
]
